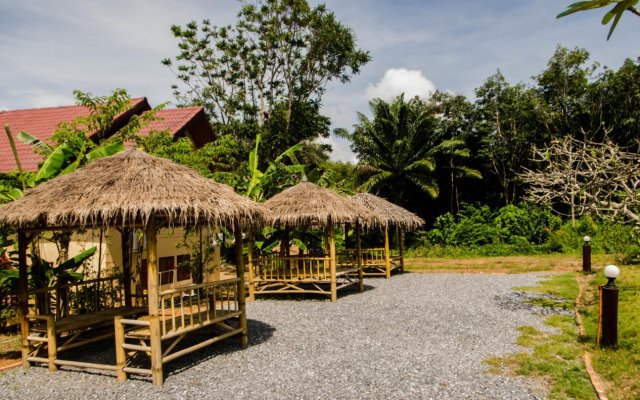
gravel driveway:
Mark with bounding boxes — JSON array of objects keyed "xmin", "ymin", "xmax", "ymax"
[{"xmin": 0, "ymin": 273, "xmax": 548, "ymax": 399}]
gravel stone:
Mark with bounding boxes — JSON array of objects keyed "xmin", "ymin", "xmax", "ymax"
[{"xmin": 0, "ymin": 273, "xmax": 550, "ymax": 399}]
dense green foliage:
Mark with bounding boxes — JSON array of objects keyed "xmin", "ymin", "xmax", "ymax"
[
  {"xmin": 344, "ymin": 46, "xmax": 640, "ymax": 226},
  {"xmin": 408, "ymin": 203, "xmax": 640, "ymax": 261},
  {"xmin": 163, "ymin": 0, "xmax": 370, "ymax": 164}
]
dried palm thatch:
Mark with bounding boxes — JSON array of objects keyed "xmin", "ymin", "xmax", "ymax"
[
  {"xmin": 351, "ymin": 192, "xmax": 424, "ymax": 231},
  {"xmin": 0, "ymin": 149, "xmax": 265, "ymax": 229},
  {"xmin": 264, "ymin": 181, "xmax": 381, "ymax": 227}
]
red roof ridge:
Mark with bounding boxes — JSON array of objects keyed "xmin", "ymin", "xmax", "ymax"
[{"xmin": 0, "ymin": 97, "xmax": 147, "ymax": 114}]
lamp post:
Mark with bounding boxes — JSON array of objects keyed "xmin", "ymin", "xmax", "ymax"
[
  {"xmin": 582, "ymin": 236, "xmax": 591, "ymax": 272},
  {"xmin": 598, "ymin": 264, "xmax": 620, "ymax": 348}
]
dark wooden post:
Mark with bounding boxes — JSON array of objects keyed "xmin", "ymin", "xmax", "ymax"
[
  {"xmin": 145, "ymin": 220, "xmax": 163, "ymax": 386},
  {"xmin": 583, "ymin": 240, "xmax": 592, "ymax": 272},
  {"xmin": 18, "ymin": 230, "xmax": 30, "ymax": 369},
  {"xmin": 120, "ymin": 227, "xmax": 132, "ymax": 307},
  {"xmin": 356, "ymin": 222, "xmax": 363, "ymax": 292},
  {"xmin": 234, "ymin": 223, "xmax": 249, "ymax": 348},
  {"xmin": 599, "ymin": 285, "xmax": 618, "ymax": 347}
]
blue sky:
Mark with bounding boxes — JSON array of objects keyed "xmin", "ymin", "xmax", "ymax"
[{"xmin": 1, "ymin": 1, "xmax": 638, "ymax": 161}]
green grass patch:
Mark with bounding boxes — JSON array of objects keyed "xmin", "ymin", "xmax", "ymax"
[
  {"xmin": 487, "ymin": 274, "xmax": 595, "ymax": 399},
  {"xmin": 582, "ymin": 266, "xmax": 640, "ymax": 399},
  {"xmin": 490, "ymin": 266, "xmax": 640, "ymax": 400}
]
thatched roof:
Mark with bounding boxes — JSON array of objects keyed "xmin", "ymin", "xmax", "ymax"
[
  {"xmin": 264, "ymin": 181, "xmax": 381, "ymax": 227},
  {"xmin": 0, "ymin": 149, "xmax": 265, "ymax": 229},
  {"xmin": 351, "ymin": 192, "xmax": 424, "ymax": 231}
]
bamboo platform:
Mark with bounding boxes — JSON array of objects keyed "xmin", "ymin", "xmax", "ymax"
[
  {"xmin": 24, "ymin": 306, "xmax": 147, "ymax": 372},
  {"xmin": 251, "ymin": 255, "xmax": 361, "ymax": 299},
  {"xmin": 114, "ymin": 278, "xmax": 245, "ymax": 381},
  {"xmin": 361, "ymin": 247, "xmax": 403, "ymax": 277}
]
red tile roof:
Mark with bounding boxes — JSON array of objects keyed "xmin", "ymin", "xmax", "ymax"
[
  {"xmin": 137, "ymin": 107, "xmax": 204, "ymax": 137},
  {"xmin": 0, "ymin": 98, "xmax": 148, "ymax": 173}
]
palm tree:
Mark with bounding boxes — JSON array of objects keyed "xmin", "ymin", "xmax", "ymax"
[
  {"xmin": 342, "ymin": 94, "xmax": 439, "ymax": 206},
  {"xmin": 432, "ymin": 138, "xmax": 482, "ymax": 215}
]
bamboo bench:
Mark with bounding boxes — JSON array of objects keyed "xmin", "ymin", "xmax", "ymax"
[
  {"xmin": 114, "ymin": 278, "xmax": 244, "ymax": 381},
  {"xmin": 24, "ymin": 306, "xmax": 146, "ymax": 372}
]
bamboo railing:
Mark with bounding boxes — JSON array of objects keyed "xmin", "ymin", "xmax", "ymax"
[
  {"xmin": 115, "ymin": 278, "xmax": 243, "ymax": 381},
  {"xmin": 250, "ymin": 253, "xmax": 361, "ymax": 299},
  {"xmin": 32, "ymin": 276, "xmax": 130, "ymax": 319},
  {"xmin": 254, "ymin": 256, "xmax": 331, "ymax": 281},
  {"xmin": 157, "ymin": 278, "xmax": 239, "ymax": 338}
]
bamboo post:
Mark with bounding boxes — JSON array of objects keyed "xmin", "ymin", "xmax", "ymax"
[
  {"xmin": 397, "ymin": 229, "xmax": 405, "ymax": 273},
  {"xmin": 17, "ymin": 230, "xmax": 30, "ymax": 369},
  {"xmin": 114, "ymin": 316, "xmax": 127, "ymax": 381},
  {"xmin": 247, "ymin": 229, "xmax": 255, "ymax": 302},
  {"xmin": 329, "ymin": 224, "xmax": 337, "ymax": 302},
  {"xmin": 234, "ymin": 223, "xmax": 249, "ymax": 348},
  {"xmin": 356, "ymin": 222, "xmax": 363, "ymax": 292},
  {"xmin": 46, "ymin": 315, "xmax": 57, "ymax": 372},
  {"xmin": 384, "ymin": 226, "xmax": 391, "ymax": 279},
  {"xmin": 145, "ymin": 220, "xmax": 163, "ymax": 387}
]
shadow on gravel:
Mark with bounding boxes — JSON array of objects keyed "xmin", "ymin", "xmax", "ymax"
[
  {"xmin": 164, "ymin": 318, "xmax": 275, "ymax": 378},
  {"xmin": 29, "ymin": 318, "xmax": 275, "ymax": 383}
]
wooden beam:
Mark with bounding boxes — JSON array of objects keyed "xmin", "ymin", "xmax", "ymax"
[
  {"xmin": 356, "ymin": 222, "xmax": 363, "ymax": 292},
  {"xmin": 234, "ymin": 222, "xmax": 248, "ymax": 348},
  {"xmin": 145, "ymin": 220, "xmax": 163, "ymax": 386},
  {"xmin": 384, "ymin": 226, "xmax": 391, "ymax": 279},
  {"xmin": 329, "ymin": 225, "xmax": 337, "ymax": 302},
  {"xmin": 17, "ymin": 230, "xmax": 30, "ymax": 369}
]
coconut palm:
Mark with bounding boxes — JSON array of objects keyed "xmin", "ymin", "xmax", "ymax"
[{"xmin": 341, "ymin": 94, "xmax": 439, "ymax": 206}]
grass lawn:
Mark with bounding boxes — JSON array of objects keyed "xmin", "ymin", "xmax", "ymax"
[{"xmin": 405, "ymin": 253, "xmax": 611, "ymax": 274}]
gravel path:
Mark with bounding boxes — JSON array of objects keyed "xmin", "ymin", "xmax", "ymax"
[{"xmin": 0, "ymin": 273, "xmax": 550, "ymax": 399}]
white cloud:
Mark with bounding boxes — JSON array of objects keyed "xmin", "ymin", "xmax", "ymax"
[
  {"xmin": 317, "ymin": 134, "xmax": 357, "ymax": 163},
  {"xmin": 366, "ymin": 68, "xmax": 436, "ymax": 101}
]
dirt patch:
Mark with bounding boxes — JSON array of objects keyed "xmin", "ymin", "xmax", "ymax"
[{"xmin": 0, "ymin": 334, "xmax": 21, "ymax": 370}]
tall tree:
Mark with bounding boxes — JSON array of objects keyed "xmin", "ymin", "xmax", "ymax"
[
  {"xmin": 599, "ymin": 57, "xmax": 640, "ymax": 149},
  {"xmin": 343, "ymin": 94, "xmax": 439, "ymax": 211},
  {"xmin": 430, "ymin": 92, "xmax": 482, "ymax": 214},
  {"xmin": 163, "ymin": 0, "xmax": 370, "ymax": 162},
  {"xmin": 474, "ymin": 72, "xmax": 546, "ymax": 205},
  {"xmin": 534, "ymin": 46, "xmax": 604, "ymax": 140}
]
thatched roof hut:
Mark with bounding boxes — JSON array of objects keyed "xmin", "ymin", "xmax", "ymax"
[
  {"xmin": 264, "ymin": 181, "xmax": 380, "ymax": 227},
  {"xmin": 351, "ymin": 192, "xmax": 424, "ymax": 231},
  {"xmin": 0, "ymin": 149, "xmax": 265, "ymax": 229}
]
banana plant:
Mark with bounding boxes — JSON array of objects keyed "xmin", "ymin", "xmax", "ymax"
[
  {"xmin": 33, "ymin": 139, "xmax": 125, "ymax": 184},
  {"xmin": 244, "ymin": 133, "xmax": 305, "ymax": 202}
]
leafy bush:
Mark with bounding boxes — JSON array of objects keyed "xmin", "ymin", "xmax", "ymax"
[
  {"xmin": 494, "ymin": 203, "xmax": 561, "ymax": 244},
  {"xmin": 599, "ymin": 223, "xmax": 640, "ymax": 264},
  {"xmin": 422, "ymin": 202, "xmax": 561, "ymax": 251}
]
